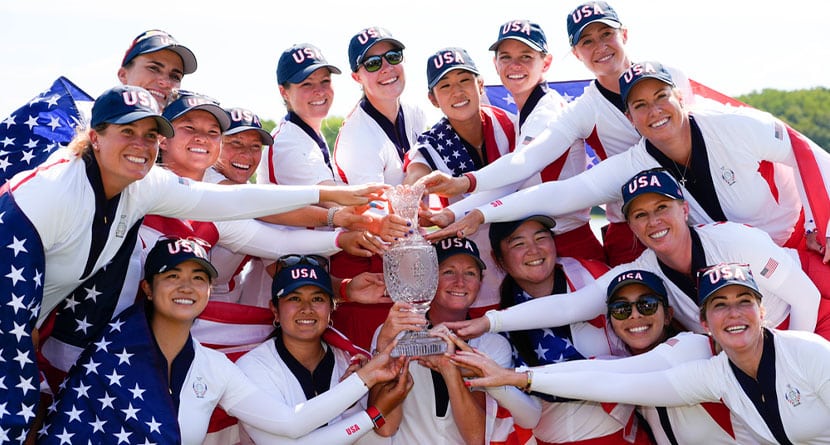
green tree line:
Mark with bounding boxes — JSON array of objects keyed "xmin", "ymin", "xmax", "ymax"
[{"xmin": 738, "ymin": 87, "xmax": 830, "ymax": 151}]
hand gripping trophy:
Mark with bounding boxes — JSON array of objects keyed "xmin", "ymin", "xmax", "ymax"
[{"xmin": 382, "ymin": 184, "xmax": 446, "ymax": 357}]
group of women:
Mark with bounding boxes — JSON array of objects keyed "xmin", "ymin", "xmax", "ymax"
[{"xmin": 3, "ymin": 0, "xmax": 830, "ymax": 444}]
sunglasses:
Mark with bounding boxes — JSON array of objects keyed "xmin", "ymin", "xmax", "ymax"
[
  {"xmin": 361, "ymin": 49, "xmax": 403, "ymax": 73},
  {"xmin": 276, "ymin": 254, "xmax": 329, "ymax": 271},
  {"xmin": 608, "ymin": 295, "xmax": 663, "ymax": 320}
]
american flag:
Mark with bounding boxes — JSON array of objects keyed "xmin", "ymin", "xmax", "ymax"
[
  {"xmin": 0, "ymin": 77, "xmax": 93, "ymax": 183},
  {"xmin": 0, "ymin": 184, "xmax": 46, "ymax": 444},
  {"xmin": 483, "ymin": 80, "xmax": 602, "ymax": 169},
  {"xmin": 39, "ymin": 302, "xmax": 180, "ymax": 445}
]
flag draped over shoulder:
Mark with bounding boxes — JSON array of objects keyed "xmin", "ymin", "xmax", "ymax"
[
  {"xmin": 0, "ymin": 77, "xmax": 93, "ymax": 182},
  {"xmin": 40, "ymin": 302, "xmax": 181, "ymax": 445},
  {"xmin": 0, "ymin": 184, "xmax": 45, "ymax": 444}
]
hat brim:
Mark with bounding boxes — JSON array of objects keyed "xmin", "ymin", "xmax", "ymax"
[
  {"xmin": 699, "ymin": 281, "xmax": 762, "ymax": 307},
  {"xmin": 108, "ymin": 111, "xmax": 175, "ymax": 138},
  {"xmin": 224, "ymin": 126, "xmax": 274, "ymax": 145},
  {"xmin": 274, "ymin": 279, "xmax": 334, "ymax": 300},
  {"xmin": 428, "ymin": 66, "xmax": 480, "ymax": 90},
  {"xmin": 488, "ymin": 36, "xmax": 546, "ymax": 53},
  {"xmin": 621, "ymin": 190, "xmax": 681, "ymax": 217},
  {"xmin": 571, "ymin": 18, "xmax": 621, "ymax": 46},
  {"xmin": 147, "ymin": 257, "xmax": 217, "ymax": 281},
  {"xmin": 606, "ymin": 278, "xmax": 666, "ymax": 303},
  {"xmin": 166, "ymin": 46, "xmax": 198, "ymax": 75},
  {"xmin": 620, "ymin": 74, "xmax": 675, "ymax": 106},
  {"xmin": 354, "ymin": 38, "xmax": 406, "ymax": 71},
  {"xmin": 284, "ymin": 64, "xmax": 343, "ymax": 85},
  {"xmin": 168, "ymin": 103, "xmax": 231, "ymax": 132}
]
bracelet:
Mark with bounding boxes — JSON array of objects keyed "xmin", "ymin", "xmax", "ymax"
[
  {"xmin": 327, "ymin": 206, "xmax": 341, "ymax": 228},
  {"xmin": 522, "ymin": 370, "xmax": 533, "ymax": 393},
  {"xmin": 366, "ymin": 405, "xmax": 386, "ymax": 429},
  {"xmin": 339, "ymin": 278, "xmax": 351, "ymax": 303},
  {"xmin": 463, "ymin": 172, "xmax": 477, "ymax": 194}
]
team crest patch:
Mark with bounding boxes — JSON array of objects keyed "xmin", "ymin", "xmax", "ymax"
[
  {"xmin": 785, "ymin": 384, "xmax": 801, "ymax": 407},
  {"xmin": 720, "ymin": 167, "xmax": 736, "ymax": 185},
  {"xmin": 193, "ymin": 377, "xmax": 208, "ymax": 398}
]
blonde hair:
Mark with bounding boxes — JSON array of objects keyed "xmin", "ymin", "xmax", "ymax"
[{"xmin": 67, "ymin": 123, "xmax": 109, "ymax": 156}]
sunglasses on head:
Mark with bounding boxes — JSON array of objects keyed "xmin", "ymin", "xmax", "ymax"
[
  {"xmin": 608, "ymin": 295, "xmax": 663, "ymax": 320},
  {"xmin": 276, "ymin": 254, "xmax": 329, "ymax": 271},
  {"xmin": 361, "ymin": 49, "xmax": 403, "ymax": 73}
]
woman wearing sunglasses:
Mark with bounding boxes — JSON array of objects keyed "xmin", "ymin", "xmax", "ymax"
[
  {"xmin": 452, "ymin": 263, "xmax": 830, "ymax": 445},
  {"xmin": 480, "ymin": 215, "xmax": 652, "ymax": 444},
  {"xmin": 236, "ymin": 255, "xmax": 412, "ymax": 444},
  {"xmin": 447, "ymin": 169, "xmax": 830, "ymax": 348},
  {"xmin": 328, "ymin": 26, "xmax": 429, "ymax": 350}
]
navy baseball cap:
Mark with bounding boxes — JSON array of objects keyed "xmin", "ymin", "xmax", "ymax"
[
  {"xmin": 144, "ymin": 238, "xmax": 217, "ymax": 282},
  {"xmin": 489, "ymin": 20, "xmax": 548, "ymax": 53},
  {"xmin": 489, "ymin": 215, "xmax": 556, "ymax": 252},
  {"xmin": 621, "ymin": 169, "xmax": 684, "ymax": 217},
  {"xmin": 348, "ymin": 26, "xmax": 405, "ymax": 72},
  {"xmin": 91, "ymin": 85, "xmax": 174, "ymax": 138},
  {"xmin": 606, "ymin": 269, "xmax": 668, "ymax": 304},
  {"xmin": 122, "ymin": 29, "xmax": 197, "ymax": 75},
  {"xmin": 426, "ymin": 47, "xmax": 480, "ymax": 90},
  {"xmin": 272, "ymin": 263, "xmax": 333, "ymax": 300},
  {"xmin": 277, "ymin": 43, "xmax": 342, "ymax": 85},
  {"xmin": 163, "ymin": 91, "xmax": 231, "ymax": 132},
  {"xmin": 224, "ymin": 107, "xmax": 273, "ymax": 145},
  {"xmin": 567, "ymin": 1, "xmax": 622, "ymax": 47},
  {"xmin": 435, "ymin": 236, "xmax": 486, "ymax": 270},
  {"xmin": 619, "ymin": 61, "xmax": 676, "ymax": 107},
  {"xmin": 697, "ymin": 263, "xmax": 761, "ymax": 307}
]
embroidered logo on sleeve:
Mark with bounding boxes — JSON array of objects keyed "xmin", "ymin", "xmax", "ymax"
[{"xmin": 760, "ymin": 258, "xmax": 779, "ymax": 278}]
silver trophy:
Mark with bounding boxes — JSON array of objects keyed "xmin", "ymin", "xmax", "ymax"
[{"xmin": 382, "ymin": 184, "xmax": 445, "ymax": 357}]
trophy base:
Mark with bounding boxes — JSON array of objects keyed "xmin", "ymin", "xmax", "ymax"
[{"xmin": 391, "ymin": 330, "xmax": 448, "ymax": 357}]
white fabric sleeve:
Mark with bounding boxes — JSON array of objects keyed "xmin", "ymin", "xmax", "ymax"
[
  {"xmin": 534, "ymin": 333, "xmax": 713, "ymax": 375},
  {"xmin": 738, "ymin": 226, "xmax": 820, "ymax": 332},
  {"xmin": 226, "ymin": 373, "xmax": 369, "ymax": 438},
  {"xmin": 478, "ymin": 334, "xmax": 542, "ymax": 428},
  {"xmin": 145, "ymin": 167, "xmax": 319, "ymax": 221},
  {"xmin": 215, "ymin": 220, "xmax": 339, "ymax": 259},
  {"xmin": 487, "ymin": 282, "xmax": 607, "ymax": 333},
  {"xmin": 446, "ymin": 184, "xmax": 524, "ymax": 220},
  {"xmin": 531, "ymin": 362, "xmax": 708, "ymax": 407},
  {"xmin": 473, "ymin": 127, "xmax": 575, "ymax": 191},
  {"xmin": 477, "ymin": 151, "xmax": 639, "ymax": 223},
  {"xmin": 243, "ymin": 410, "xmax": 376, "ymax": 445},
  {"xmin": 333, "ymin": 123, "xmax": 388, "ymax": 185}
]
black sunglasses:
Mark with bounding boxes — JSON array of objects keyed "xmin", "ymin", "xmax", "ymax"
[
  {"xmin": 276, "ymin": 254, "xmax": 329, "ymax": 271},
  {"xmin": 608, "ymin": 295, "xmax": 662, "ymax": 320},
  {"xmin": 361, "ymin": 50, "xmax": 403, "ymax": 73}
]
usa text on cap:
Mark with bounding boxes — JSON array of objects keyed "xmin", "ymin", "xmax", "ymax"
[
  {"xmin": 225, "ymin": 107, "xmax": 274, "ymax": 145},
  {"xmin": 619, "ymin": 61, "xmax": 675, "ymax": 106},
  {"xmin": 348, "ymin": 26, "xmax": 405, "ymax": 72},
  {"xmin": 91, "ymin": 85, "xmax": 174, "ymax": 138},
  {"xmin": 122, "ymin": 29, "xmax": 197, "ymax": 75},
  {"xmin": 621, "ymin": 169, "xmax": 683, "ymax": 217},
  {"xmin": 426, "ymin": 47, "xmax": 480, "ymax": 90},
  {"xmin": 163, "ymin": 91, "xmax": 231, "ymax": 132},
  {"xmin": 277, "ymin": 43, "xmax": 342, "ymax": 85},
  {"xmin": 567, "ymin": 1, "xmax": 622, "ymax": 46},
  {"xmin": 489, "ymin": 20, "xmax": 548, "ymax": 53},
  {"xmin": 697, "ymin": 263, "xmax": 760, "ymax": 306},
  {"xmin": 144, "ymin": 238, "xmax": 217, "ymax": 282},
  {"xmin": 272, "ymin": 263, "xmax": 333, "ymax": 300},
  {"xmin": 606, "ymin": 269, "xmax": 667, "ymax": 303},
  {"xmin": 435, "ymin": 236, "xmax": 486, "ymax": 270}
]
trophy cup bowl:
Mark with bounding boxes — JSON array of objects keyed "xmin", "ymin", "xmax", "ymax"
[{"xmin": 382, "ymin": 184, "xmax": 446, "ymax": 357}]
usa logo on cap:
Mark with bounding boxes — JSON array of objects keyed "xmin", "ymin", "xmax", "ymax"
[
  {"xmin": 426, "ymin": 47, "xmax": 480, "ymax": 89},
  {"xmin": 621, "ymin": 169, "xmax": 684, "ymax": 216},
  {"xmin": 697, "ymin": 263, "xmax": 760, "ymax": 306},
  {"xmin": 121, "ymin": 88, "xmax": 159, "ymax": 113},
  {"xmin": 567, "ymin": 1, "xmax": 622, "ymax": 46}
]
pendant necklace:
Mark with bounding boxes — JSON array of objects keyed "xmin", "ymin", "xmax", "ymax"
[{"xmin": 673, "ymin": 149, "xmax": 693, "ymax": 188}]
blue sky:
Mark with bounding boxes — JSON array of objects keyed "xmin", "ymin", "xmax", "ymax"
[{"xmin": 1, "ymin": 0, "xmax": 827, "ymax": 122}]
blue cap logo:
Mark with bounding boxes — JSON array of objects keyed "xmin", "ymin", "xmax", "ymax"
[
  {"xmin": 489, "ymin": 20, "xmax": 548, "ymax": 53},
  {"xmin": 567, "ymin": 2, "xmax": 622, "ymax": 46},
  {"xmin": 619, "ymin": 61, "xmax": 675, "ymax": 106},
  {"xmin": 621, "ymin": 169, "xmax": 684, "ymax": 216},
  {"xmin": 426, "ymin": 47, "xmax": 479, "ymax": 90},
  {"xmin": 697, "ymin": 263, "xmax": 760, "ymax": 306}
]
